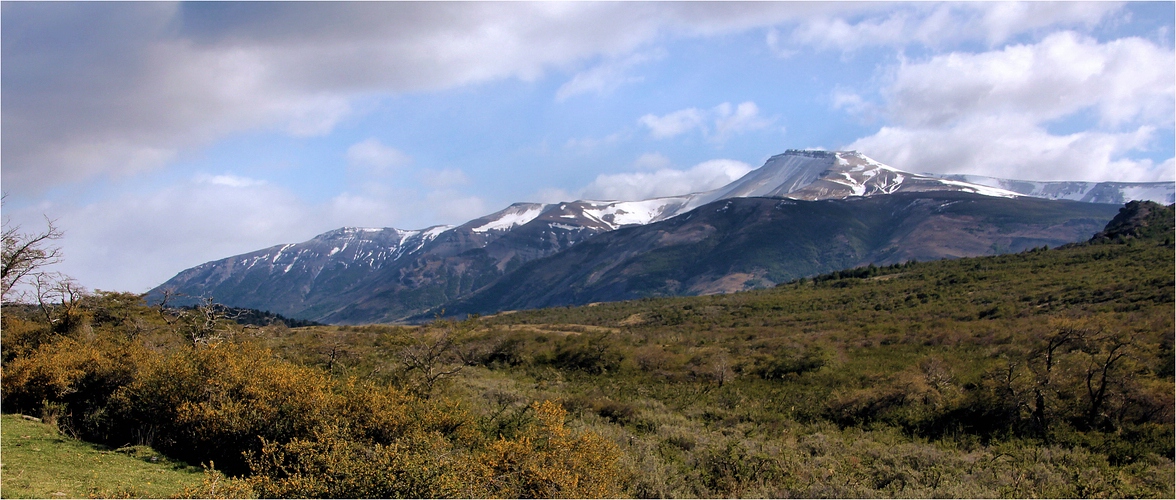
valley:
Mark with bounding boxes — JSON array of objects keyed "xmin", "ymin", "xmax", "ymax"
[
  {"xmin": 8, "ymin": 4, "xmax": 1175, "ymax": 499},
  {"xmin": 3, "ymin": 201, "xmax": 1172, "ymax": 497}
]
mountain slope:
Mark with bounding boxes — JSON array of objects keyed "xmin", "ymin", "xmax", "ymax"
[
  {"xmin": 150, "ymin": 149, "xmax": 1155, "ymax": 324},
  {"xmin": 151, "ymin": 226, "xmax": 450, "ymax": 314},
  {"xmin": 149, "ymin": 198, "xmax": 699, "ymax": 322},
  {"xmin": 935, "ymin": 174, "xmax": 1174, "ymax": 205},
  {"xmin": 439, "ymin": 192, "xmax": 1120, "ymax": 317},
  {"xmin": 706, "ymin": 150, "xmax": 1020, "ymax": 202}
]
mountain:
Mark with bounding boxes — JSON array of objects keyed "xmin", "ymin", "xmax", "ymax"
[
  {"xmin": 934, "ymin": 174, "xmax": 1174, "ymax": 205},
  {"xmin": 149, "ymin": 150, "xmax": 1147, "ymax": 323},
  {"xmin": 150, "ymin": 226, "xmax": 452, "ymax": 319},
  {"xmin": 699, "ymin": 150, "xmax": 1020, "ymax": 202},
  {"xmin": 149, "ymin": 197, "xmax": 707, "ymax": 323},
  {"xmin": 435, "ymin": 192, "xmax": 1121, "ymax": 317}
]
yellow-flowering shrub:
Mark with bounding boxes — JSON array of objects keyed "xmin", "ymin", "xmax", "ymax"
[
  {"xmin": 246, "ymin": 424, "xmax": 486, "ymax": 498},
  {"xmin": 482, "ymin": 401, "xmax": 623, "ymax": 498}
]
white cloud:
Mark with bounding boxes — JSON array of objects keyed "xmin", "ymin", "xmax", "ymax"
[
  {"xmin": 2, "ymin": 1, "xmax": 831, "ymax": 193},
  {"xmin": 3, "ymin": 171, "xmax": 495, "ymax": 292},
  {"xmin": 831, "ymin": 89, "xmax": 875, "ymax": 119},
  {"xmin": 640, "ymin": 101, "xmax": 775, "ymax": 142},
  {"xmin": 10, "ymin": 178, "xmax": 324, "ymax": 293},
  {"xmin": 198, "ymin": 174, "xmax": 267, "ymax": 188},
  {"xmin": 844, "ymin": 31, "xmax": 1175, "ymax": 182},
  {"xmin": 581, "ymin": 159, "xmax": 753, "ymax": 201},
  {"xmin": 346, "ymin": 138, "xmax": 412, "ymax": 172},
  {"xmin": 783, "ymin": 2, "xmax": 1122, "ymax": 53},
  {"xmin": 283, "ymin": 95, "xmax": 354, "ymax": 137},
  {"xmin": 531, "ymin": 187, "xmax": 575, "ymax": 204},
  {"xmin": 425, "ymin": 190, "xmax": 487, "ymax": 221},
  {"xmin": 634, "ymin": 152, "xmax": 672, "ymax": 170},
  {"xmin": 713, "ymin": 102, "xmax": 775, "ymax": 142},
  {"xmin": 884, "ymin": 32, "xmax": 1174, "ymax": 129},
  {"xmin": 639, "ymin": 108, "xmax": 706, "ymax": 139},
  {"xmin": 565, "ymin": 132, "xmax": 626, "ymax": 151},
  {"xmin": 849, "ymin": 115, "xmax": 1168, "ymax": 182},
  {"xmin": 556, "ymin": 50, "xmax": 661, "ymax": 101}
]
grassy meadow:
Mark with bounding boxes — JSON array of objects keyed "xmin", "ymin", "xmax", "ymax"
[
  {"xmin": 0, "ymin": 414, "xmax": 205, "ymax": 498},
  {"xmin": 1, "ymin": 204, "xmax": 1173, "ymax": 498}
]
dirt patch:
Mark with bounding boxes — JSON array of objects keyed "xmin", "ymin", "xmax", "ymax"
[{"xmin": 618, "ymin": 313, "xmax": 647, "ymax": 326}]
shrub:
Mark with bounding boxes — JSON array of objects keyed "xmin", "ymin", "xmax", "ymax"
[
  {"xmin": 246, "ymin": 424, "xmax": 483, "ymax": 498},
  {"xmin": 757, "ymin": 344, "xmax": 830, "ymax": 380},
  {"xmin": 1, "ymin": 336, "xmax": 144, "ymax": 439},
  {"xmin": 481, "ymin": 401, "xmax": 624, "ymax": 498},
  {"xmin": 109, "ymin": 342, "xmax": 342, "ymax": 474},
  {"xmin": 550, "ymin": 333, "xmax": 624, "ymax": 374}
]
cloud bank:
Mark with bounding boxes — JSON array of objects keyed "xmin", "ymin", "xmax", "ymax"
[
  {"xmin": 581, "ymin": 159, "xmax": 754, "ymax": 201},
  {"xmin": 640, "ymin": 102, "xmax": 776, "ymax": 143},
  {"xmin": 844, "ymin": 31, "xmax": 1175, "ymax": 181},
  {"xmin": 2, "ymin": 1, "xmax": 828, "ymax": 193}
]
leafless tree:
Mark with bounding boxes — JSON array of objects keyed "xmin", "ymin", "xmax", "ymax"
[
  {"xmin": 175, "ymin": 296, "xmax": 236, "ymax": 347},
  {"xmin": 1081, "ymin": 331, "xmax": 1133, "ymax": 429},
  {"xmin": 400, "ymin": 321, "xmax": 469, "ymax": 397},
  {"xmin": 1027, "ymin": 322, "xmax": 1088, "ymax": 431},
  {"xmin": 154, "ymin": 289, "xmax": 233, "ymax": 347},
  {"xmin": 33, "ymin": 273, "xmax": 85, "ymax": 328},
  {"xmin": 2, "ymin": 196, "xmax": 64, "ymax": 301}
]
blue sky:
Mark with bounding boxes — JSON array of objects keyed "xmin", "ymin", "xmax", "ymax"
[{"xmin": 3, "ymin": 1, "xmax": 1174, "ymax": 293}]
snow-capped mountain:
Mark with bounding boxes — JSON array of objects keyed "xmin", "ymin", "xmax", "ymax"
[
  {"xmin": 149, "ymin": 149, "xmax": 1163, "ymax": 323},
  {"xmin": 150, "ymin": 226, "xmax": 452, "ymax": 314},
  {"xmin": 933, "ymin": 174, "xmax": 1174, "ymax": 205},
  {"xmin": 702, "ymin": 150, "xmax": 1020, "ymax": 202},
  {"xmin": 439, "ymin": 192, "xmax": 1121, "ymax": 318},
  {"xmin": 466, "ymin": 150, "xmax": 1026, "ymax": 231}
]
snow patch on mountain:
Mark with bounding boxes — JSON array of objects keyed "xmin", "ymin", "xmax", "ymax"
[
  {"xmin": 1120, "ymin": 184, "xmax": 1175, "ymax": 204},
  {"xmin": 577, "ymin": 196, "xmax": 694, "ymax": 229},
  {"xmin": 935, "ymin": 174, "xmax": 1175, "ymax": 204},
  {"xmin": 471, "ymin": 203, "xmax": 547, "ymax": 233},
  {"xmin": 932, "ymin": 178, "xmax": 1021, "ymax": 198},
  {"xmin": 422, "ymin": 225, "xmax": 454, "ymax": 239}
]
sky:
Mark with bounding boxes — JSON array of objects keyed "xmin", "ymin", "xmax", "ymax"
[{"xmin": 2, "ymin": 1, "xmax": 1174, "ymax": 294}]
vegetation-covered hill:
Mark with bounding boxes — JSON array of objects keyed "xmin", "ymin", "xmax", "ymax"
[{"xmin": 1, "ymin": 202, "xmax": 1172, "ymax": 498}]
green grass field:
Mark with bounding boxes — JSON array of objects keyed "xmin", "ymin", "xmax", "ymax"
[{"xmin": 0, "ymin": 414, "xmax": 204, "ymax": 499}]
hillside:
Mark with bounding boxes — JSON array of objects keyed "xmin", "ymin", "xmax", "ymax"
[
  {"xmin": 4, "ymin": 202, "xmax": 1172, "ymax": 498},
  {"xmin": 440, "ymin": 192, "xmax": 1119, "ymax": 317}
]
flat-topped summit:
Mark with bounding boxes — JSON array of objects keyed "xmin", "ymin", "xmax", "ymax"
[
  {"xmin": 782, "ymin": 149, "xmax": 838, "ymax": 158},
  {"xmin": 709, "ymin": 149, "xmax": 1018, "ymax": 202}
]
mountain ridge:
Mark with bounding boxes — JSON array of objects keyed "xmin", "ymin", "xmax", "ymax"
[
  {"xmin": 432, "ymin": 192, "xmax": 1120, "ymax": 318},
  {"xmin": 148, "ymin": 150, "xmax": 1156, "ymax": 323}
]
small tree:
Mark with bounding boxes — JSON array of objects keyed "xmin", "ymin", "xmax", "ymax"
[
  {"xmin": 399, "ymin": 319, "xmax": 472, "ymax": 398},
  {"xmin": 33, "ymin": 273, "xmax": 87, "ymax": 333},
  {"xmin": 2, "ymin": 202, "xmax": 64, "ymax": 301}
]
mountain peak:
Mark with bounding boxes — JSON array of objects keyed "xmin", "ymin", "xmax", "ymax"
[
  {"xmin": 781, "ymin": 148, "xmax": 839, "ymax": 159},
  {"xmin": 710, "ymin": 149, "xmax": 1020, "ymax": 201}
]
